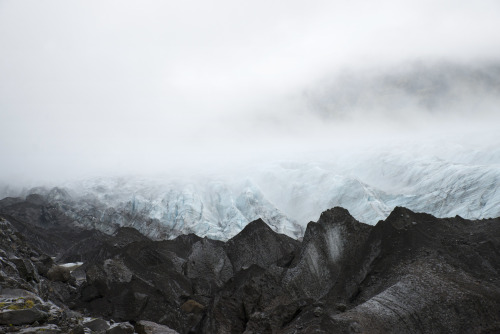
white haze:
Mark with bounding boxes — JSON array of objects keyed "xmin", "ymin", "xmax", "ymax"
[{"xmin": 1, "ymin": 0, "xmax": 500, "ymax": 188}]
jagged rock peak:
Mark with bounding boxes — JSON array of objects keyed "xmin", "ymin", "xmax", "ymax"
[
  {"xmin": 383, "ymin": 206, "xmax": 437, "ymax": 229},
  {"xmin": 234, "ymin": 218, "xmax": 273, "ymax": 236},
  {"xmin": 25, "ymin": 193, "xmax": 46, "ymax": 205},
  {"xmin": 225, "ymin": 218, "xmax": 300, "ymax": 273},
  {"xmin": 387, "ymin": 206, "xmax": 417, "ymax": 217},
  {"xmin": 317, "ymin": 207, "xmax": 357, "ymax": 224},
  {"xmin": 172, "ymin": 233, "xmax": 203, "ymax": 247},
  {"xmin": 314, "ymin": 207, "xmax": 372, "ymax": 236},
  {"xmin": 112, "ymin": 226, "xmax": 151, "ymax": 247},
  {"xmin": 0, "ymin": 197, "xmax": 23, "ymax": 208}
]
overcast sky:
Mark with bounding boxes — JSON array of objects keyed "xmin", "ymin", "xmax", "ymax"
[{"xmin": 1, "ymin": 0, "xmax": 500, "ymax": 184}]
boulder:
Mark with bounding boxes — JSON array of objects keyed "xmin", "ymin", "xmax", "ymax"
[
  {"xmin": 69, "ymin": 325, "xmax": 85, "ymax": 334},
  {"xmin": 106, "ymin": 322, "xmax": 135, "ymax": 334},
  {"xmin": 31, "ymin": 254, "xmax": 54, "ymax": 276},
  {"xmin": 180, "ymin": 299, "xmax": 205, "ymax": 314},
  {"xmin": 0, "ymin": 308, "xmax": 48, "ymax": 325},
  {"xmin": 18, "ymin": 324, "xmax": 61, "ymax": 333},
  {"xmin": 83, "ymin": 318, "xmax": 110, "ymax": 331},
  {"xmin": 135, "ymin": 320, "xmax": 180, "ymax": 334},
  {"xmin": 46, "ymin": 265, "xmax": 72, "ymax": 283}
]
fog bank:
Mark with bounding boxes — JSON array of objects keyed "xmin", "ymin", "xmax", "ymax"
[{"xmin": 1, "ymin": 0, "xmax": 499, "ymax": 187}]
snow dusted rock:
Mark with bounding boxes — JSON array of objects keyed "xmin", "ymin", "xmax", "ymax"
[
  {"xmin": 18, "ymin": 324, "xmax": 62, "ymax": 333},
  {"xmin": 83, "ymin": 318, "xmax": 110, "ymax": 331},
  {"xmin": 106, "ymin": 322, "xmax": 135, "ymax": 334},
  {"xmin": 276, "ymin": 207, "xmax": 500, "ymax": 334},
  {"xmin": 282, "ymin": 207, "xmax": 372, "ymax": 299},
  {"xmin": 234, "ymin": 184, "xmax": 303, "ymax": 236}
]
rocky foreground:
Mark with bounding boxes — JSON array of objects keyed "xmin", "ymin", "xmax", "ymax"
[{"xmin": 0, "ymin": 194, "xmax": 499, "ymax": 333}]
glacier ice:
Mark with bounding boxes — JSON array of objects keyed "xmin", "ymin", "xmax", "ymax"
[{"xmin": 8, "ymin": 143, "xmax": 500, "ymax": 240}]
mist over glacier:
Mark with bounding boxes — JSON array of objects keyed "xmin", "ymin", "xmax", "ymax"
[{"xmin": 1, "ymin": 135, "xmax": 498, "ymax": 240}]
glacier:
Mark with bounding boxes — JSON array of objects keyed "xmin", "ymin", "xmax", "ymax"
[{"xmin": 4, "ymin": 142, "xmax": 500, "ymax": 240}]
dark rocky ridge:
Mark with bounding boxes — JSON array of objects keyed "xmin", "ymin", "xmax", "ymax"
[
  {"xmin": 0, "ymin": 215, "xmax": 173, "ymax": 333},
  {"xmin": 0, "ymin": 195, "xmax": 499, "ymax": 333}
]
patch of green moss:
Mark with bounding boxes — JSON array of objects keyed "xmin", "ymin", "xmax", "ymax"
[{"xmin": 6, "ymin": 298, "xmax": 35, "ymax": 310}]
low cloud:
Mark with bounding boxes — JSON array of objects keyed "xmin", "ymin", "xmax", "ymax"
[{"xmin": 1, "ymin": 0, "xmax": 499, "ymax": 187}]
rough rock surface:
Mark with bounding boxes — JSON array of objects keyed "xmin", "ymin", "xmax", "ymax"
[
  {"xmin": 1, "ymin": 200, "xmax": 499, "ymax": 333},
  {"xmin": 282, "ymin": 207, "xmax": 372, "ymax": 300},
  {"xmin": 224, "ymin": 218, "xmax": 300, "ymax": 272},
  {"xmin": 135, "ymin": 320, "xmax": 179, "ymax": 334},
  {"xmin": 0, "ymin": 216, "xmax": 173, "ymax": 333}
]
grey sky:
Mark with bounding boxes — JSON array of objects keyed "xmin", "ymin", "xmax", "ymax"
[{"xmin": 1, "ymin": 0, "xmax": 500, "ymax": 184}]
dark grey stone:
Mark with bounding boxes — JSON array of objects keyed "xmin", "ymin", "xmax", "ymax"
[
  {"xmin": 106, "ymin": 322, "xmax": 134, "ymax": 334},
  {"xmin": 0, "ymin": 308, "xmax": 48, "ymax": 326},
  {"xmin": 83, "ymin": 318, "xmax": 110, "ymax": 331}
]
